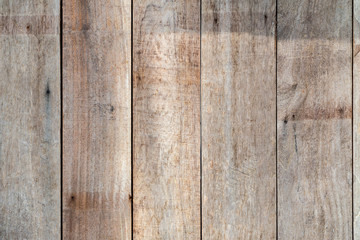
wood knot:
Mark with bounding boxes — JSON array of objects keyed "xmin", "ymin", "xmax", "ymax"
[
  {"xmin": 338, "ymin": 107, "xmax": 344, "ymax": 114},
  {"xmin": 284, "ymin": 116, "xmax": 288, "ymax": 124},
  {"xmin": 45, "ymin": 84, "xmax": 51, "ymax": 96}
]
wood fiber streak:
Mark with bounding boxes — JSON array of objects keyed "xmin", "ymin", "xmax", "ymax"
[
  {"xmin": 0, "ymin": 0, "xmax": 60, "ymax": 239},
  {"xmin": 133, "ymin": 1, "xmax": 201, "ymax": 239},
  {"xmin": 202, "ymin": 0, "xmax": 276, "ymax": 239},
  {"xmin": 277, "ymin": 0, "xmax": 352, "ymax": 239},
  {"xmin": 62, "ymin": 0, "xmax": 131, "ymax": 239}
]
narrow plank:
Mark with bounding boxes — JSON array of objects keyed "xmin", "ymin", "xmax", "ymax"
[
  {"xmin": 354, "ymin": 1, "xmax": 360, "ymax": 238},
  {"xmin": 62, "ymin": 0, "xmax": 131, "ymax": 239},
  {"xmin": 277, "ymin": 0, "xmax": 352, "ymax": 239},
  {"xmin": 202, "ymin": 0, "xmax": 276, "ymax": 239},
  {"xmin": 133, "ymin": 1, "xmax": 201, "ymax": 239},
  {"xmin": 0, "ymin": 0, "xmax": 60, "ymax": 239}
]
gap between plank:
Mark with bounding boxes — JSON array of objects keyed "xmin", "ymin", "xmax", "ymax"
[
  {"xmin": 352, "ymin": 0, "xmax": 354, "ymax": 239},
  {"xmin": 60, "ymin": 0, "xmax": 63, "ymax": 238},
  {"xmin": 131, "ymin": 0, "xmax": 134, "ymax": 239},
  {"xmin": 275, "ymin": 0, "xmax": 279, "ymax": 239},
  {"xmin": 200, "ymin": 0, "xmax": 203, "ymax": 239}
]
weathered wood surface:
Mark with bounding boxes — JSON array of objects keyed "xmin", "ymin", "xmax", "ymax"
[
  {"xmin": 355, "ymin": 1, "xmax": 360, "ymax": 238},
  {"xmin": 0, "ymin": 0, "xmax": 60, "ymax": 239},
  {"xmin": 277, "ymin": 0, "xmax": 352, "ymax": 239},
  {"xmin": 62, "ymin": 0, "xmax": 131, "ymax": 239},
  {"xmin": 133, "ymin": 1, "xmax": 201, "ymax": 239},
  {"xmin": 201, "ymin": 1, "xmax": 276, "ymax": 239}
]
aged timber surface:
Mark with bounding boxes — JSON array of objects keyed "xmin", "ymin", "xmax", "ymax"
[
  {"xmin": 202, "ymin": 0, "xmax": 276, "ymax": 239},
  {"xmin": 277, "ymin": 0, "xmax": 352, "ymax": 239},
  {"xmin": 0, "ymin": 0, "xmax": 60, "ymax": 239},
  {"xmin": 133, "ymin": 1, "xmax": 201, "ymax": 239},
  {"xmin": 355, "ymin": 0, "xmax": 360, "ymax": 238},
  {"xmin": 62, "ymin": 0, "xmax": 131, "ymax": 239}
]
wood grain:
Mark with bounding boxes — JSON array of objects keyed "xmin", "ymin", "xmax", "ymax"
[
  {"xmin": 0, "ymin": 0, "xmax": 60, "ymax": 239},
  {"xmin": 133, "ymin": 1, "xmax": 201, "ymax": 239},
  {"xmin": 277, "ymin": 0, "xmax": 352, "ymax": 239},
  {"xmin": 355, "ymin": 0, "xmax": 360, "ymax": 238},
  {"xmin": 62, "ymin": 0, "xmax": 131, "ymax": 239},
  {"xmin": 201, "ymin": 1, "xmax": 276, "ymax": 239}
]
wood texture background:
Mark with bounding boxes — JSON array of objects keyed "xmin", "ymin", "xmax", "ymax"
[
  {"xmin": 0, "ymin": 0, "xmax": 60, "ymax": 239},
  {"xmin": 202, "ymin": 0, "xmax": 276, "ymax": 239},
  {"xmin": 278, "ymin": 0, "xmax": 352, "ymax": 239},
  {"xmin": 353, "ymin": 0, "xmax": 360, "ymax": 239},
  {"xmin": 355, "ymin": 0, "xmax": 360, "ymax": 238},
  {"xmin": 62, "ymin": 0, "xmax": 131, "ymax": 239},
  {"xmin": 0, "ymin": 0, "xmax": 358, "ymax": 239},
  {"xmin": 133, "ymin": 1, "xmax": 201, "ymax": 239}
]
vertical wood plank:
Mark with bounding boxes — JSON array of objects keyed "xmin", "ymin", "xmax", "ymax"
[
  {"xmin": 133, "ymin": 1, "xmax": 201, "ymax": 239},
  {"xmin": 62, "ymin": 0, "xmax": 131, "ymax": 239},
  {"xmin": 278, "ymin": 0, "xmax": 352, "ymax": 239},
  {"xmin": 201, "ymin": 1, "xmax": 276, "ymax": 239},
  {"xmin": 0, "ymin": 0, "xmax": 60, "ymax": 239},
  {"xmin": 355, "ymin": 0, "xmax": 360, "ymax": 238}
]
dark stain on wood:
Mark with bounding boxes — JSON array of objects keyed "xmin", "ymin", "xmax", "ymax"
[
  {"xmin": 45, "ymin": 83, "xmax": 51, "ymax": 97},
  {"xmin": 0, "ymin": 16, "xmax": 59, "ymax": 35},
  {"xmin": 284, "ymin": 106, "xmax": 351, "ymax": 121}
]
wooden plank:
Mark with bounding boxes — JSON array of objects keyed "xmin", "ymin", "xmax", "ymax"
[
  {"xmin": 355, "ymin": 1, "xmax": 360, "ymax": 238},
  {"xmin": 201, "ymin": 1, "xmax": 276, "ymax": 239},
  {"xmin": 133, "ymin": 1, "xmax": 201, "ymax": 239},
  {"xmin": 277, "ymin": 0, "xmax": 352, "ymax": 239},
  {"xmin": 0, "ymin": 1, "xmax": 60, "ymax": 239},
  {"xmin": 62, "ymin": 0, "xmax": 131, "ymax": 239}
]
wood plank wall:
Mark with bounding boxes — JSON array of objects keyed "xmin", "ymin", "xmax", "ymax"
[
  {"xmin": 133, "ymin": 1, "xmax": 201, "ymax": 239},
  {"xmin": 62, "ymin": 0, "xmax": 131, "ymax": 239},
  {"xmin": 278, "ymin": 0, "xmax": 352, "ymax": 239},
  {"xmin": 201, "ymin": 1, "xmax": 276, "ymax": 239},
  {"xmin": 0, "ymin": 0, "xmax": 61, "ymax": 239},
  {"xmin": 0, "ymin": 0, "xmax": 358, "ymax": 239}
]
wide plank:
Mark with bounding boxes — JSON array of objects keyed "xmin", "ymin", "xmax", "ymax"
[
  {"xmin": 201, "ymin": 0, "xmax": 276, "ymax": 239},
  {"xmin": 277, "ymin": 0, "xmax": 352, "ymax": 239},
  {"xmin": 0, "ymin": 0, "xmax": 60, "ymax": 239},
  {"xmin": 133, "ymin": 1, "xmax": 201, "ymax": 239},
  {"xmin": 62, "ymin": 0, "xmax": 131, "ymax": 239}
]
